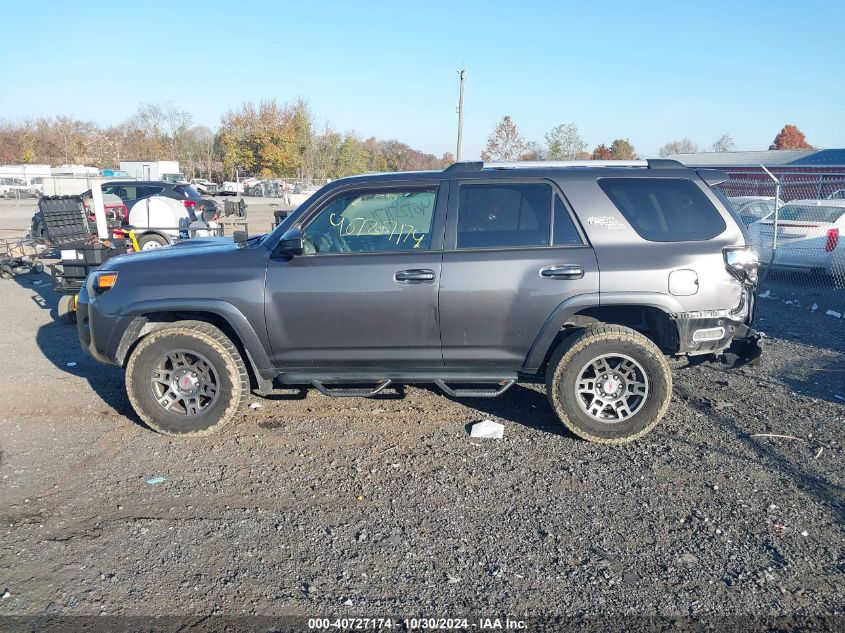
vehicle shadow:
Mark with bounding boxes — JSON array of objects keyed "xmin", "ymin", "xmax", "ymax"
[
  {"xmin": 11, "ymin": 267, "xmax": 141, "ymax": 423},
  {"xmin": 674, "ymin": 382, "xmax": 845, "ymax": 524},
  {"xmin": 419, "ymin": 383, "xmax": 570, "ymax": 438}
]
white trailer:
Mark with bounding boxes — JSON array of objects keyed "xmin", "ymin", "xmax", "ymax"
[{"xmin": 119, "ymin": 161, "xmax": 184, "ymax": 183}]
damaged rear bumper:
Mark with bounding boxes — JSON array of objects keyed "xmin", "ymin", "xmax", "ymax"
[{"xmin": 672, "ymin": 286, "xmax": 763, "ymax": 368}]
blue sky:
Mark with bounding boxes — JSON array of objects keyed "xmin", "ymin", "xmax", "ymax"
[{"xmin": 1, "ymin": 0, "xmax": 843, "ymax": 159}]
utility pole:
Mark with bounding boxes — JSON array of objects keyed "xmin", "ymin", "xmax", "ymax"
[{"xmin": 456, "ymin": 69, "xmax": 466, "ymax": 162}]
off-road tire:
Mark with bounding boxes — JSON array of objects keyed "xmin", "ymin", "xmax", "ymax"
[
  {"xmin": 546, "ymin": 324, "xmax": 672, "ymax": 444},
  {"xmin": 137, "ymin": 233, "xmax": 169, "ymax": 250},
  {"xmin": 125, "ymin": 321, "xmax": 248, "ymax": 436},
  {"xmin": 666, "ymin": 355, "xmax": 689, "ymax": 370}
]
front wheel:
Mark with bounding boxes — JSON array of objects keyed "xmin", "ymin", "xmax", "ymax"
[
  {"xmin": 125, "ymin": 321, "xmax": 249, "ymax": 436},
  {"xmin": 546, "ymin": 324, "xmax": 672, "ymax": 444}
]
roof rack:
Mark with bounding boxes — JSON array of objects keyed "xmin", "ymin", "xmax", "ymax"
[{"xmin": 444, "ymin": 159, "xmax": 684, "ymax": 172}]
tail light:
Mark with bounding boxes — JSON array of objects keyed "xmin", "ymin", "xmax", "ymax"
[
  {"xmin": 723, "ymin": 246, "xmax": 759, "ymax": 283},
  {"xmin": 826, "ymin": 228, "xmax": 839, "ymax": 252},
  {"xmin": 182, "ymin": 200, "xmax": 196, "ymax": 209}
]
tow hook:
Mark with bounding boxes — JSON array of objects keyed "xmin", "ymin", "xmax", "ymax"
[{"xmin": 722, "ymin": 326, "xmax": 764, "ymax": 368}]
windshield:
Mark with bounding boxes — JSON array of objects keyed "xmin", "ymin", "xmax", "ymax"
[{"xmin": 777, "ymin": 204, "xmax": 845, "ymax": 223}]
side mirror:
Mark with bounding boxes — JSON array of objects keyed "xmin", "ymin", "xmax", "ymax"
[
  {"xmin": 275, "ymin": 227, "xmax": 304, "ymax": 258},
  {"xmin": 233, "ymin": 230, "xmax": 248, "ymax": 247}
]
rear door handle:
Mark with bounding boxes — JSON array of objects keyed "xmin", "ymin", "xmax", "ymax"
[
  {"xmin": 540, "ymin": 264, "xmax": 584, "ymax": 280},
  {"xmin": 395, "ymin": 269, "xmax": 436, "ymax": 283}
]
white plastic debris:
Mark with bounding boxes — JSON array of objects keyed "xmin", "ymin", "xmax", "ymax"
[
  {"xmin": 759, "ymin": 290, "xmax": 772, "ymax": 299},
  {"xmin": 826, "ymin": 309, "xmax": 842, "ymax": 318},
  {"xmin": 1, "ymin": 589, "xmax": 10, "ymax": 599},
  {"xmin": 834, "ymin": 395, "xmax": 845, "ymax": 402},
  {"xmin": 801, "ymin": 530, "xmax": 809, "ymax": 537},
  {"xmin": 811, "ymin": 303, "xmax": 818, "ymax": 311},
  {"xmin": 470, "ymin": 419, "xmax": 504, "ymax": 439},
  {"xmin": 249, "ymin": 402, "xmax": 262, "ymax": 410},
  {"xmin": 66, "ymin": 362, "xmax": 77, "ymax": 367}
]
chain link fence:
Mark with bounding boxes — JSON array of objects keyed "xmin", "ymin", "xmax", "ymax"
[{"xmin": 720, "ymin": 172, "xmax": 845, "ymax": 316}]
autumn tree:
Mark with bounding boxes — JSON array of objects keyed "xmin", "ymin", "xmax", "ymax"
[
  {"xmin": 710, "ymin": 133, "xmax": 735, "ymax": 153},
  {"xmin": 769, "ymin": 125, "xmax": 813, "ymax": 150},
  {"xmin": 481, "ymin": 115, "xmax": 527, "ymax": 161},
  {"xmin": 659, "ymin": 138, "xmax": 699, "ymax": 157},
  {"xmin": 519, "ymin": 142, "xmax": 549, "ymax": 161},
  {"xmin": 545, "ymin": 123, "xmax": 586, "ymax": 160},
  {"xmin": 440, "ymin": 152, "xmax": 455, "ymax": 167},
  {"xmin": 591, "ymin": 144, "xmax": 612, "ymax": 160},
  {"xmin": 609, "ymin": 139, "xmax": 636, "ymax": 160}
]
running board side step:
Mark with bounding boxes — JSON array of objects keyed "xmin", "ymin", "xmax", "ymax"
[
  {"xmin": 310, "ymin": 379, "xmax": 393, "ymax": 398},
  {"xmin": 434, "ymin": 379, "xmax": 515, "ymax": 398}
]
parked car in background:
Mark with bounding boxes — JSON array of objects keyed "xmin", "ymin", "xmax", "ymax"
[
  {"xmin": 748, "ymin": 199, "xmax": 845, "ymax": 277},
  {"xmin": 219, "ymin": 181, "xmax": 243, "ymax": 196},
  {"xmin": 1, "ymin": 177, "xmax": 39, "ymax": 198},
  {"xmin": 190, "ymin": 178, "xmax": 219, "ymax": 195},
  {"xmin": 96, "ymin": 181, "xmax": 217, "ymax": 217},
  {"xmin": 727, "ymin": 196, "xmax": 780, "ymax": 226}
]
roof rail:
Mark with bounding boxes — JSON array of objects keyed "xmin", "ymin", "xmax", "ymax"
[
  {"xmin": 444, "ymin": 161, "xmax": 483, "ymax": 173},
  {"xmin": 646, "ymin": 158, "xmax": 684, "ymax": 169},
  {"xmin": 443, "ymin": 159, "xmax": 687, "ymax": 173},
  {"xmin": 484, "ymin": 160, "xmax": 647, "ymax": 169}
]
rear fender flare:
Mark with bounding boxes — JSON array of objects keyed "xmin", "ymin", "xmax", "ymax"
[{"xmin": 522, "ymin": 292, "xmax": 684, "ymax": 372}]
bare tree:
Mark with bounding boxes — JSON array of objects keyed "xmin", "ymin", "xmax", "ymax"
[
  {"xmin": 658, "ymin": 138, "xmax": 699, "ymax": 157},
  {"xmin": 710, "ymin": 133, "xmax": 736, "ymax": 153},
  {"xmin": 481, "ymin": 116, "xmax": 527, "ymax": 161},
  {"xmin": 545, "ymin": 123, "xmax": 586, "ymax": 160}
]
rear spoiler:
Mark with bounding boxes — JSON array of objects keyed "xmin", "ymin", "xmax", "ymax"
[{"xmin": 697, "ymin": 168, "xmax": 729, "ymax": 187}]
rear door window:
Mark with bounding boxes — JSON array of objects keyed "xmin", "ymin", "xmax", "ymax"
[
  {"xmin": 598, "ymin": 178, "xmax": 727, "ymax": 242},
  {"xmin": 457, "ymin": 183, "xmax": 551, "ymax": 248},
  {"xmin": 553, "ymin": 196, "xmax": 583, "ymax": 245}
]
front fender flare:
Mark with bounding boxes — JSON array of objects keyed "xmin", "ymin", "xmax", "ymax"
[{"xmin": 116, "ymin": 298, "xmax": 275, "ymax": 383}]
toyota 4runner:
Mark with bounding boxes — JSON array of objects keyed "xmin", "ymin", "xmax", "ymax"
[{"xmin": 76, "ymin": 159, "xmax": 762, "ymax": 443}]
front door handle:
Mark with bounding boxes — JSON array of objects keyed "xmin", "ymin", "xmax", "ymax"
[
  {"xmin": 540, "ymin": 264, "xmax": 584, "ymax": 280},
  {"xmin": 395, "ymin": 269, "xmax": 436, "ymax": 283}
]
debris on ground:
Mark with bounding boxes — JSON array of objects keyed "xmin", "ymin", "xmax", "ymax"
[
  {"xmin": 446, "ymin": 573, "xmax": 462, "ymax": 584},
  {"xmin": 469, "ymin": 419, "xmax": 504, "ymax": 439},
  {"xmin": 759, "ymin": 290, "xmax": 772, "ymax": 299},
  {"xmin": 826, "ymin": 310, "xmax": 842, "ymax": 318},
  {"xmin": 65, "ymin": 362, "xmax": 77, "ymax": 367},
  {"xmin": 145, "ymin": 476, "xmax": 166, "ymax": 485},
  {"xmin": 249, "ymin": 403, "xmax": 262, "ymax": 410},
  {"xmin": 815, "ymin": 447, "xmax": 824, "ymax": 459},
  {"xmin": 1, "ymin": 589, "xmax": 10, "ymax": 599},
  {"xmin": 834, "ymin": 395, "xmax": 845, "ymax": 402},
  {"xmin": 750, "ymin": 433, "xmax": 803, "ymax": 441}
]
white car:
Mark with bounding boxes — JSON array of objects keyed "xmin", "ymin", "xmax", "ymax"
[
  {"xmin": 219, "ymin": 181, "xmax": 243, "ymax": 196},
  {"xmin": 748, "ymin": 199, "xmax": 845, "ymax": 278}
]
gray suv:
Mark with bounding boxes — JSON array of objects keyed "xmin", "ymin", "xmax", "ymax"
[{"xmin": 76, "ymin": 159, "xmax": 761, "ymax": 443}]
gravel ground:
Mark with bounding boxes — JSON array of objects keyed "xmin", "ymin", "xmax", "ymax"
[{"xmin": 0, "ymin": 259, "xmax": 843, "ymax": 627}]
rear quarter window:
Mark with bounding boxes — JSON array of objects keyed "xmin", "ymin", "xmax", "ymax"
[{"xmin": 598, "ymin": 178, "xmax": 727, "ymax": 242}]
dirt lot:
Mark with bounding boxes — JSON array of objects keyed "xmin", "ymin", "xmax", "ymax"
[{"xmin": 0, "ymin": 204, "xmax": 843, "ymax": 627}]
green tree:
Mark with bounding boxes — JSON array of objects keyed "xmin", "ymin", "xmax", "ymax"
[
  {"xmin": 609, "ymin": 138, "xmax": 636, "ymax": 160},
  {"xmin": 545, "ymin": 123, "xmax": 586, "ymax": 160}
]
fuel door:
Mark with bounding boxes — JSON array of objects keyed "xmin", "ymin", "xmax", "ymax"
[{"xmin": 669, "ymin": 269, "xmax": 699, "ymax": 296}]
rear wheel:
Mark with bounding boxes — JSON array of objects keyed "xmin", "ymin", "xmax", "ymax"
[
  {"xmin": 125, "ymin": 321, "xmax": 248, "ymax": 436},
  {"xmin": 546, "ymin": 324, "xmax": 672, "ymax": 444}
]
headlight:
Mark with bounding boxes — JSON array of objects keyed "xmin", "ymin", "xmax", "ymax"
[{"xmin": 92, "ymin": 271, "xmax": 118, "ymax": 293}]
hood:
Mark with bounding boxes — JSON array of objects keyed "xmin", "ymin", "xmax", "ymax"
[{"xmin": 105, "ymin": 237, "xmax": 243, "ymax": 269}]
